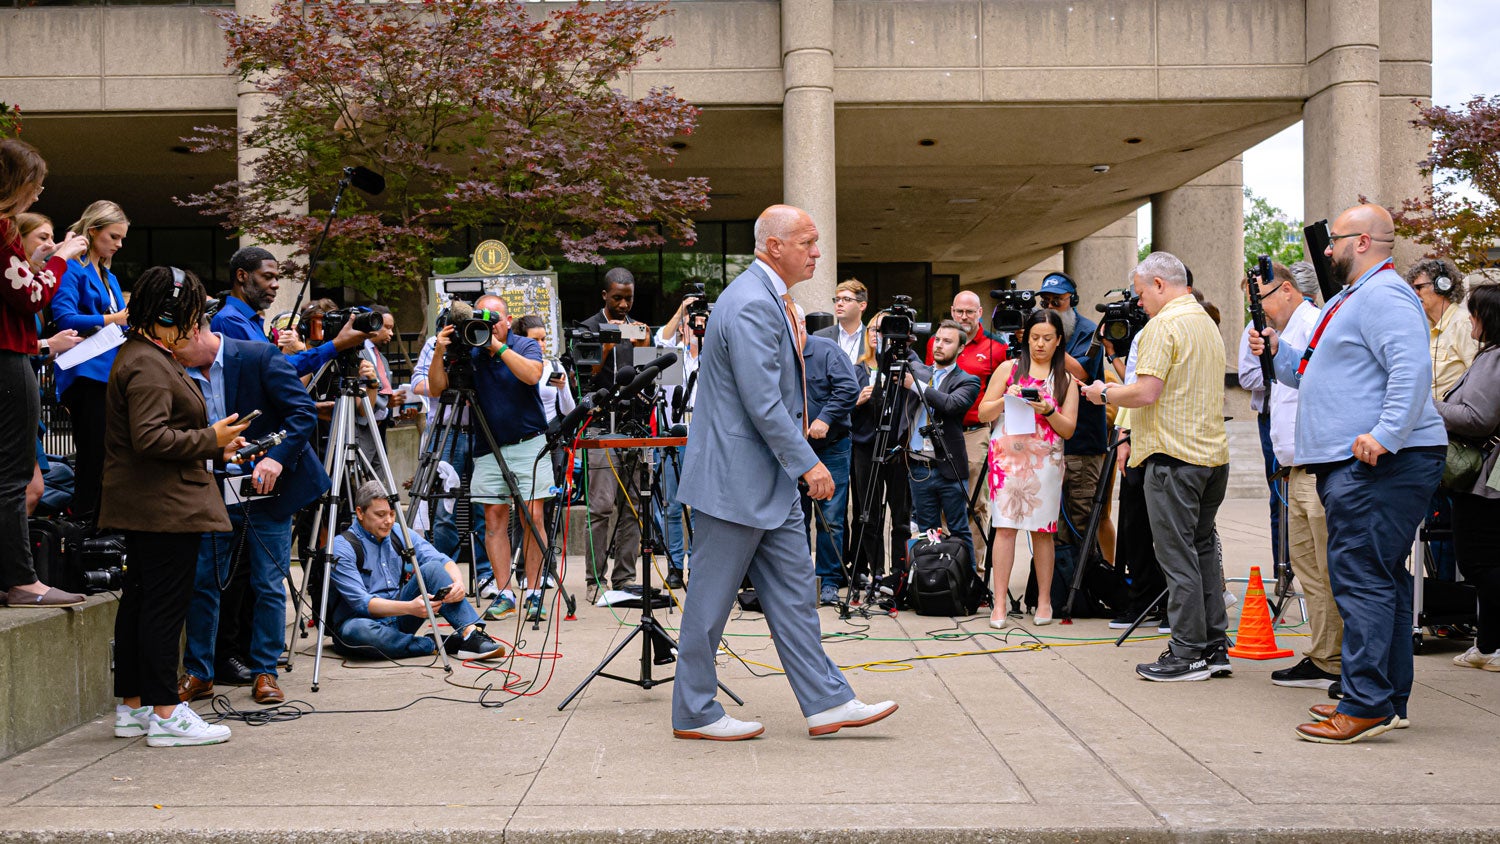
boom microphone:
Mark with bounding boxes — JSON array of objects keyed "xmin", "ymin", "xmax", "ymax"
[{"xmin": 448, "ymin": 299, "xmax": 474, "ymax": 321}]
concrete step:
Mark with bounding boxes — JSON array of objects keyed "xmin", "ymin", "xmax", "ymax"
[{"xmin": 0, "ymin": 595, "xmax": 116, "ymax": 760}]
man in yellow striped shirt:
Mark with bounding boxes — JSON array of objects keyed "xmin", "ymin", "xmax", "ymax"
[{"xmin": 1082, "ymin": 252, "xmax": 1229, "ymax": 682}]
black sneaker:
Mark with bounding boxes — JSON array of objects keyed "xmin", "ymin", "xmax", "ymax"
[
  {"xmin": 446, "ymin": 626, "xmax": 506, "ymax": 662},
  {"xmin": 1271, "ymin": 656, "xmax": 1339, "ymax": 690},
  {"xmin": 1108, "ymin": 613, "xmax": 1135, "ymax": 630},
  {"xmin": 1327, "ymin": 679, "xmax": 1345, "ymax": 700},
  {"xmin": 1206, "ymin": 642, "xmax": 1233, "ymax": 678},
  {"xmin": 1136, "ymin": 649, "xmax": 1211, "ymax": 682},
  {"xmin": 664, "ymin": 569, "xmax": 686, "ymax": 590}
]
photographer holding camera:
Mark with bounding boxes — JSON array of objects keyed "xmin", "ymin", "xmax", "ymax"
[
  {"xmin": 426, "ymin": 296, "xmax": 553, "ymax": 622},
  {"xmin": 655, "ymin": 286, "xmax": 707, "ymax": 588},
  {"xmin": 1082, "ymin": 252, "xmax": 1230, "ymax": 683},
  {"xmin": 905, "ymin": 320, "xmax": 982, "ymax": 566}
]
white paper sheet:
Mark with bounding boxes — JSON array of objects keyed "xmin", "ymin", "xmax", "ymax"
[
  {"xmin": 1002, "ymin": 394, "xmax": 1037, "ymax": 436},
  {"xmin": 54, "ymin": 323, "xmax": 124, "ymax": 370}
]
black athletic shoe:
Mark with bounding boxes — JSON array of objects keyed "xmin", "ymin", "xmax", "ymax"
[
  {"xmin": 1136, "ymin": 649, "xmax": 1212, "ymax": 682},
  {"xmin": 1327, "ymin": 679, "xmax": 1345, "ymax": 700},
  {"xmin": 1271, "ymin": 656, "xmax": 1339, "ymax": 690},
  {"xmin": 664, "ymin": 569, "xmax": 686, "ymax": 591},
  {"xmin": 1206, "ymin": 641, "xmax": 1233, "ymax": 678}
]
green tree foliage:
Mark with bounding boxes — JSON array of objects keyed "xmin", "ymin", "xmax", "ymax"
[
  {"xmin": 0, "ymin": 103, "xmax": 21, "ymax": 140},
  {"xmin": 1243, "ymin": 188, "xmax": 1304, "ymax": 267},
  {"xmin": 1394, "ymin": 95, "xmax": 1500, "ymax": 271},
  {"xmin": 180, "ymin": 0, "xmax": 710, "ymax": 301}
]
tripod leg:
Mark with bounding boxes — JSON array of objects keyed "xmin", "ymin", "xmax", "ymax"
[
  {"xmin": 556, "ymin": 623, "xmax": 648, "ymax": 710},
  {"xmin": 311, "ymin": 396, "xmax": 354, "ymax": 693},
  {"xmin": 1114, "ymin": 588, "xmax": 1168, "ymax": 647}
]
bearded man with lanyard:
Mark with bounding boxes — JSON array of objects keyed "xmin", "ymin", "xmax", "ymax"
[{"xmin": 1251, "ymin": 202, "xmax": 1445, "ymax": 745}]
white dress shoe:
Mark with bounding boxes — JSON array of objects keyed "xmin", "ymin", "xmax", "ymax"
[
  {"xmin": 807, "ymin": 699, "xmax": 898, "ymax": 736},
  {"xmin": 989, "ymin": 612, "xmax": 1007, "ymax": 629},
  {"xmin": 673, "ymin": 714, "xmax": 764, "ymax": 741},
  {"xmin": 1033, "ymin": 613, "xmax": 1054, "ymax": 626}
]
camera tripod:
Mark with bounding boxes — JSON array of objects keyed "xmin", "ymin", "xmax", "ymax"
[
  {"xmin": 558, "ymin": 437, "xmax": 741, "ymax": 710},
  {"xmin": 304, "ymin": 356, "xmax": 452, "ymax": 690},
  {"xmin": 406, "ymin": 368, "xmax": 575, "ymax": 627},
  {"xmin": 1059, "ymin": 428, "xmax": 1126, "ymax": 620}
]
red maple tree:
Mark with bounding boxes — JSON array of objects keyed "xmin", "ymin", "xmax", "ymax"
[
  {"xmin": 1393, "ymin": 95, "xmax": 1500, "ymax": 271},
  {"xmin": 180, "ymin": 0, "xmax": 709, "ymax": 300}
]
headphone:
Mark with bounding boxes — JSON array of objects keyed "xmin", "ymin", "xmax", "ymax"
[
  {"xmin": 1434, "ymin": 275, "xmax": 1453, "ymax": 294},
  {"xmin": 1042, "ymin": 272, "xmax": 1079, "ymax": 307},
  {"xmin": 157, "ymin": 267, "xmax": 187, "ymax": 326}
]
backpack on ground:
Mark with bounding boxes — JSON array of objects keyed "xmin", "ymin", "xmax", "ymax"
[{"xmin": 906, "ymin": 533, "xmax": 987, "ymax": 617}]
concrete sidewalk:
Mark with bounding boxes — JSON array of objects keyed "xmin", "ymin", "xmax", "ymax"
[{"xmin": 2, "ymin": 499, "xmax": 1498, "ymax": 843}]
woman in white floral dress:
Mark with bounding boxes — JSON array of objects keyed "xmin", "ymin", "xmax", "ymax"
[{"xmin": 977, "ymin": 309, "xmax": 1078, "ymax": 628}]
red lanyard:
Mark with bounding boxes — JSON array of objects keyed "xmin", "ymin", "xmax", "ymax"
[{"xmin": 1297, "ymin": 259, "xmax": 1392, "ymax": 376}]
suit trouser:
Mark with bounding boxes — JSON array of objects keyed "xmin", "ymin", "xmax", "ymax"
[
  {"xmin": 1317, "ymin": 450, "xmax": 1443, "ymax": 720},
  {"xmin": 586, "ymin": 447, "xmax": 640, "ymax": 589},
  {"xmin": 1142, "ymin": 459, "xmax": 1229, "ymax": 658},
  {"xmin": 672, "ymin": 500, "xmax": 855, "ymax": 730},
  {"xmin": 1287, "ymin": 467, "xmax": 1340, "ymax": 673}
]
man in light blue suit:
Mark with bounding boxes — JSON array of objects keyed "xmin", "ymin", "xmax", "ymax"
[{"xmin": 671, "ymin": 205, "xmax": 898, "ymax": 741}]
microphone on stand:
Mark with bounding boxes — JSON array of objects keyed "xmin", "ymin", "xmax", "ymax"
[{"xmin": 231, "ymin": 430, "xmax": 286, "ymax": 464}]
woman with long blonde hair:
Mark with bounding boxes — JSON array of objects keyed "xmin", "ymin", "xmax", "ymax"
[{"xmin": 50, "ymin": 199, "xmax": 130, "ymax": 523}]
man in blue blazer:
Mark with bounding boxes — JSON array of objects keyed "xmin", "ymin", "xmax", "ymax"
[
  {"xmin": 173, "ymin": 320, "xmax": 331, "ymax": 705},
  {"xmin": 671, "ymin": 205, "xmax": 898, "ymax": 741}
]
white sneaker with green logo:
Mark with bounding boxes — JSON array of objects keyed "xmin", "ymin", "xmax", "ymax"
[
  {"xmin": 146, "ymin": 703, "xmax": 231, "ymax": 747},
  {"xmin": 113, "ymin": 704, "xmax": 150, "ymax": 738}
]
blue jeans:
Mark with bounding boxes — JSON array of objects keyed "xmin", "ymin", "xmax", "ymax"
[
  {"xmin": 333, "ymin": 559, "xmax": 480, "ymax": 659},
  {"xmin": 183, "ymin": 505, "xmax": 295, "ymax": 679},
  {"xmin": 424, "ymin": 429, "xmax": 490, "ymax": 579},
  {"xmin": 1316, "ymin": 449, "xmax": 1443, "ymax": 720},
  {"xmin": 655, "ymin": 446, "xmax": 689, "ymax": 570},
  {"xmin": 801, "ymin": 436, "xmax": 850, "ymax": 588},
  {"xmin": 908, "ymin": 460, "xmax": 974, "ymax": 566},
  {"xmin": 1258, "ymin": 412, "xmax": 1282, "ymax": 562}
]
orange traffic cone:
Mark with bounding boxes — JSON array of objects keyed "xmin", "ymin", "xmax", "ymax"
[{"xmin": 1227, "ymin": 566, "xmax": 1294, "ymax": 660}]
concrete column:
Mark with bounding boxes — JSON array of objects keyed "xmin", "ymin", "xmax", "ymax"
[
  {"xmin": 1152, "ymin": 157, "xmax": 1245, "ymax": 367},
  {"xmin": 236, "ymin": 0, "xmax": 306, "ymax": 322},
  {"xmin": 1302, "ymin": 0, "xmax": 1381, "ymax": 228},
  {"xmin": 1064, "ymin": 210, "xmax": 1138, "ymax": 312},
  {"xmin": 1379, "ymin": 0, "xmax": 1433, "ymax": 269},
  {"xmin": 781, "ymin": 0, "xmax": 837, "ymax": 311}
]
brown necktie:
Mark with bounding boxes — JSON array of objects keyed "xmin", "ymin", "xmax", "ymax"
[{"xmin": 782, "ymin": 293, "xmax": 809, "ymax": 435}]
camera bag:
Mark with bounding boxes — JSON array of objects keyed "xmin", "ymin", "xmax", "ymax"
[
  {"xmin": 906, "ymin": 533, "xmax": 986, "ymax": 616},
  {"xmin": 28, "ymin": 516, "xmax": 88, "ymax": 594}
]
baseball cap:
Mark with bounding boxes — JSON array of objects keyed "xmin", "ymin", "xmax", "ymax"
[{"xmin": 1038, "ymin": 272, "xmax": 1076, "ymax": 297}]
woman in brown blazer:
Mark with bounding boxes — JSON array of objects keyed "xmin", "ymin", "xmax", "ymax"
[{"xmin": 99, "ymin": 267, "xmax": 250, "ymax": 748}]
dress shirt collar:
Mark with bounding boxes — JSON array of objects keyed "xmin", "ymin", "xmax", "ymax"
[{"xmin": 752, "ymin": 258, "xmax": 789, "ymax": 298}]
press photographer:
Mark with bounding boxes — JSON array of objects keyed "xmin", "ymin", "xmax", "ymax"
[
  {"xmin": 426, "ymin": 295, "xmax": 554, "ymax": 622},
  {"xmin": 1081, "ymin": 252, "xmax": 1230, "ymax": 683},
  {"xmin": 655, "ymin": 286, "xmax": 708, "ymax": 588},
  {"xmin": 171, "ymin": 316, "xmax": 330, "ymax": 706},
  {"xmin": 905, "ymin": 319, "xmax": 981, "ymax": 566}
]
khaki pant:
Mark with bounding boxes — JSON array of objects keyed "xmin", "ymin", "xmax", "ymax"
[
  {"xmin": 965, "ymin": 427, "xmax": 991, "ymax": 562},
  {"xmin": 1288, "ymin": 466, "xmax": 1341, "ymax": 673},
  {"xmin": 1060, "ymin": 453, "xmax": 1106, "ymax": 547}
]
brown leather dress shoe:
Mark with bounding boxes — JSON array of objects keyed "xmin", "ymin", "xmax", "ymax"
[
  {"xmin": 252, "ymin": 674, "xmax": 285, "ymax": 705},
  {"xmin": 177, "ymin": 674, "xmax": 214, "ymax": 703},
  {"xmin": 1295, "ymin": 711, "xmax": 1397, "ymax": 744},
  {"xmin": 1309, "ymin": 703, "xmax": 1409, "ymax": 729}
]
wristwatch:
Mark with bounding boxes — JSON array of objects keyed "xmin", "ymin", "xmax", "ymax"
[{"xmin": 1100, "ymin": 384, "xmax": 1111, "ymax": 404}]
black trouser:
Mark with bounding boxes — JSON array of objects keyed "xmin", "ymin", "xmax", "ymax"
[
  {"xmin": 114, "ymin": 531, "xmax": 203, "ymax": 706},
  {"xmin": 0, "ymin": 352, "xmax": 41, "ymax": 590},
  {"xmin": 61, "ymin": 378, "xmax": 107, "ymax": 524},
  {"xmin": 1452, "ymin": 492, "xmax": 1500, "ymax": 653},
  {"xmin": 217, "ymin": 528, "xmax": 254, "ymax": 666},
  {"xmin": 1117, "ymin": 464, "xmax": 1164, "ymax": 615},
  {"xmin": 847, "ymin": 442, "xmax": 911, "ymax": 579}
]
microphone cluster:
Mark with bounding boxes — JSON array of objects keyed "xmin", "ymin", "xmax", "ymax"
[{"xmin": 545, "ymin": 352, "xmax": 679, "ymax": 446}]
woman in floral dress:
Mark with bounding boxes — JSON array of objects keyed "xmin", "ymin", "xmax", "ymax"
[{"xmin": 977, "ymin": 309, "xmax": 1078, "ymax": 628}]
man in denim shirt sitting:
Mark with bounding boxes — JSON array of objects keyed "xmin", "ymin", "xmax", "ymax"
[{"xmin": 329, "ymin": 481, "xmax": 505, "ymax": 661}]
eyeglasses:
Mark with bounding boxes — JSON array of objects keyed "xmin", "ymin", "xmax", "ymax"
[
  {"xmin": 832, "ymin": 296, "xmax": 861, "ymax": 304},
  {"xmin": 1328, "ymin": 229, "xmax": 1395, "ymax": 244},
  {"xmin": 951, "ymin": 308, "xmax": 980, "ymax": 316},
  {"xmin": 1411, "ymin": 282, "xmax": 1433, "ymax": 291}
]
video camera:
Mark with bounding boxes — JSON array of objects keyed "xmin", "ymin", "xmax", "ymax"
[
  {"xmin": 684, "ymin": 282, "xmax": 713, "ymax": 338},
  {"xmin": 321, "ymin": 306, "xmax": 383, "ymax": 338},
  {"xmin": 564, "ymin": 322, "xmax": 649, "ymax": 368},
  {"xmin": 1095, "ymin": 289, "xmax": 1148, "ymax": 353},
  {"xmin": 880, "ymin": 295, "xmax": 932, "ymax": 341},
  {"xmin": 435, "ymin": 302, "xmax": 502, "ymax": 349},
  {"xmin": 990, "ymin": 279, "xmax": 1037, "ymax": 333}
]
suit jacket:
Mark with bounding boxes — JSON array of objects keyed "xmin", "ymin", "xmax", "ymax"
[
  {"xmin": 50, "ymin": 257, "xmax": 126, "ymax": 395},
  {"xmin": 99, "ymin": 334, "xmax": 232, "ymax": 534},
  {"xmin": 813, "ymin": 322, "xmax": 864, "ymax": 362},
  {"xmin": 678, "ymin": 263, "xmax": 819, "ymax": 530},
  {"xmin": 905, "ymin": 358, "xmax": 981, "ymax": 481},
  {"xmin": 803, "ymin": 334, "xmax": 859, "ymax": 449},
  {"xmin": 219, "ymin": 337, "xmax": 331, "ymax": 520}
]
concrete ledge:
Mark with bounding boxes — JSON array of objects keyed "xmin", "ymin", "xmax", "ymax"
[{"xmin": 0, "ymin": 595, "xmax": 117, "ymax": 761}]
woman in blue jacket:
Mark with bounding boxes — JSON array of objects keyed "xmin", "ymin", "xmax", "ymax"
[{"xmin": 50, "ymin": 199, "xmax": 129, "ymax": 523}]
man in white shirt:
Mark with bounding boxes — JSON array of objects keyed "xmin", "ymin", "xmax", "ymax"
[
  {"xmin": 1249, "ymin": 261, "xmax": 1340, "ymax": 691},
  {"xmin": 813, "ymin": 278, "xmax": 867, "ymax": 364},
  {"xmin": 654, "ymin": 292, "xmax": 705, "ymax": 589}
]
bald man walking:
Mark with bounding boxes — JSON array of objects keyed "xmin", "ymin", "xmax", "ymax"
[
  {"xmin": 671, "ymin": 205, "xmax": 897, "ymax": 741},
  {"xmin": 1252, "ymin": 203, "xmax": 1445, "ymax": 744}
]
